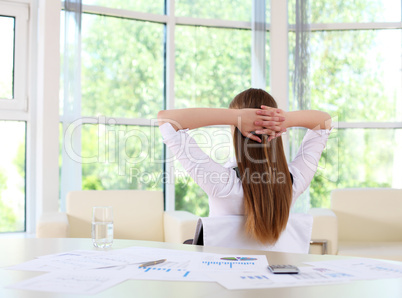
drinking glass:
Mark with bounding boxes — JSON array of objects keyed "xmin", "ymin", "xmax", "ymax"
[{"xmin": 92, "ymin": 206, "xmax": 114, "ymax": 248}]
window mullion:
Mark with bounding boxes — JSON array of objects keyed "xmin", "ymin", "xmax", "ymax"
[
  {"xmin": 164, "ymin": 0, "xmax": 176, "ymax": 211},
  {"xmin": 288, "ymin": 22, "xmax": 402, "ymax": 31},
  {"xmin": 270, "ymin": 0, "xmax": 289, "ymax": 156},
  {"xmin": 251, "ymin": 0, "xmax": 266, "ymax": 89},
  {"xmin": 60, "ymin": 0, "xmax": 83, "ymax": 212}
]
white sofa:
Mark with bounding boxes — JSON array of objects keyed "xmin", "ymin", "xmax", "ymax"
[
  {"xmin": 309, "ymin": 188, "xmax": 402, "ymax": 261},
  {"xmin": 36, "ymin": 190, "xmax": 199, "ymax": 244}
]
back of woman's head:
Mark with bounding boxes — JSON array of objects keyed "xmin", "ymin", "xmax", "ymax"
[{"xmin": 229, "ymin": 88, "xmax": 292, "ymax": 244}]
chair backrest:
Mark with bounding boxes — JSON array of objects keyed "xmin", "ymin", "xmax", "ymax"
[
  {"xmin": 331, "ymin": 188, "xmax": 402, "ymax": 242},
  {"xmin": 194, "ymin": 213, "xmax": 313, "ymax": 254},
  {"xmin": 66, "ymin": 190, "xmax": 164, "ymax": 241}
]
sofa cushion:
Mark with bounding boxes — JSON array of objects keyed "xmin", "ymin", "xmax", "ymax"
[
  {"xmin": 331, "ymin": 188, "xmax": 402, "ymax": 242},
  {"xmin": 338, "ymin": 241, "xmax": 402, "ymax": 262},
  {"xmin": 67, "ymin": 190, "xmax": 164, "ymax": 241}
]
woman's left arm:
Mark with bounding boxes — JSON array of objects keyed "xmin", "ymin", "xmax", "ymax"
[{"xmin": 157, "ymin": 108, "xmax": 284, "ymax": 143}]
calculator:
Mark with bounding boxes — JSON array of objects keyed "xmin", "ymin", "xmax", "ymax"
[{"xmin": 268, "ymin": 265, "xmax": 300, "ymax": 274}]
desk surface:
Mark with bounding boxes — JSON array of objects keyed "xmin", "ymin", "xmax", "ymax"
[{"xmin": 1, "ymin": 238, "xmax": 401, "ymax": 298}]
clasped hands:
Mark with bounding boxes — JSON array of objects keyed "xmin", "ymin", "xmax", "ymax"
[{"xmin": 238, "ymin": 105, "xmax": 286, "ymax": 143}]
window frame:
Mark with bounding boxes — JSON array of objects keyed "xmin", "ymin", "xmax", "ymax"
[
  {"xmin": 0, "ymin": 1, "xmax": 28, "ymax": 111},
  {"xmin": 0, "ymin": 0, "xmax": 31, "ymax": 234}
]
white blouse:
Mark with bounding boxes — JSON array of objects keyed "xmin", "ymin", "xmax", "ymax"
[{"xmin": 160, "ymin": 123, "xmax": 331, "ymax": 217}]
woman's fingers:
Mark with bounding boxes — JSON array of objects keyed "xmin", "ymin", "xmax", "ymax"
[
  {"xmin": 254, "ymin": 120, "xmax": 283, "ymax": 127},
  {"xmin": 261, "ymin": 105, "xmax": 284, "ymax": 114},
  {"xmin": 254, "ymin": 129, "xmax": 276, "ymax": 135},
  {"xmin": 256, "ymin": 110, "xmax": 285, "ymax": 121},
  {"xmin": 244, "ymin": 132, "xmax": 261, "ymax": 143},
  {"xmin": 268, "ymin": 128, "xmax": 287, "ymax": 142},
  {"xmin": 255, "ymin": 125, "xmax": 282, "ymax": 133},
  {"xmin": 256, "ymin": 109, "xmax": 276, "ymax": 117}
]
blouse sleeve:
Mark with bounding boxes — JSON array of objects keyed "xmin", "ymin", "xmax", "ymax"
[
  {"xmin": 159, "ymin": 123, "xmax": 239, "ymax": 198},
  {"xmin": 288, "ymin": 128, "xmax": 332, "ymax": 202}
]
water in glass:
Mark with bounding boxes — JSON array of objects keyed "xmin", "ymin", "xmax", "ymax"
[{"xmin": 92, "ymin": 221, "xmax": 113, "ymax": 248}]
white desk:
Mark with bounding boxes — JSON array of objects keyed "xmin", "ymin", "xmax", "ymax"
[{"xmin": 1, "ymin": 238, "xmax": 402, "ymax": 298}]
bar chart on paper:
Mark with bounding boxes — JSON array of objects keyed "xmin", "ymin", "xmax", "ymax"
[
  {"xmin": 240, "ymin": 274, "xmax": 271, "ymax": 280},
  {"xmin": 201, "ymin": 260, "xmax": 257, "ymax": 270},
  {"xmin": 198, "ymin": 255, "xmax": 268, "ymax": 271}
]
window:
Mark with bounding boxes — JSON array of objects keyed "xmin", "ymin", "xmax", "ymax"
[
  {"xmin": 288, "ymin": 0, "xmax": 402, "ymax": 210},
  {"xmin": 0, "ymin": 121, "xmax": 26, "ymax": 232},
  {"xmin": 81, "ymin": 14, "xmax": 164, "ymax": 119},
  {"xmin": 0, "ymin": 3, "xmax": 28, "ymax": 110},
  {"xmin": 0, "ymin": 2, "xmax": 29, "ymax": 232},
  {"xmin": 60, "ymin": 8, "xmax": 165, "ymax": 201},
  {"xmin": 60, "ymin": 0, "xmax": 258, "ymax": 216},
  {"xmin": 0, "ymin": 16, "xmax": 14, "ymax": 99},
  {"xmin": 58, "ymin": 0, "xmax": 402, "ymax": 219}
]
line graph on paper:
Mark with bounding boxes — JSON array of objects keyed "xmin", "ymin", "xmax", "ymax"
[
  {"xmin": 133, "ymin": 264, "xmax": 213, "ymax": 282},
  {"xmin": 138, "ymin": 267, "xmax": 191, "ymax": 278}
]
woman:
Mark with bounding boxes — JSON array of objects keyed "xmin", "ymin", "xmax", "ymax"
[{"xmin": 158, "ymin": 88, "xmax": 332, "ymax": 245}]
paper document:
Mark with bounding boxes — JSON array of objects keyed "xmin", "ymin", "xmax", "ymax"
[
  {"xmin": 7, "ymin": 270, "xmax": 127, "ymax": 295},
  {"xmin": 208, "ymin": 266, "xmax": 353, "ymax": 290},
  {"xmin": 304, "ymin": 258, "xmax": 402, "ymax": 280},
  {"xmin": 7, "ymin": 250, "xmax": 132, "ymax": 272},
  {"xmin": 10, "ymin": 245, "xmax": 402, "ymax": 295},
  {"xmin": 94, "ymin": 247, "xmax": 268, "ymax": 282},
  {"xmin": 6, "ymin": 246, "xmax": 270, "ymax": 293}
]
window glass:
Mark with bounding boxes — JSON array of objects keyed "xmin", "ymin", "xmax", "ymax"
[
  {"xmin": 310, "ymin": 29, "xmax": 402, "ymax": 122},
  {"xmin": 265, "ymin": 33, "xmax": 270, "ymax": 91},
  {"xmin": 288, "ymin": 0, "xmax": 401, "ymax": 23},
  {"xmin": 175, "ymin": 0, "xmax": 252, "ymax": 21},
  {"xmin": 81, "ymin": 124, "xmax": 163, "ymax": 191},
  {"xmin": 82, "ymin": 0, "xmax": 164, "ymax": 14},
  {"xmin": 174, "ymin": 25, "xmax": 250, "ymax": 216},
  {"xmin": 175, "ymin": 26, "xmax": 251, "ymax": 109},
  {"xmin": 81, "ymin": 14, "xmax": 164, "ymax": 118},
  {"xmin": 0, "ymin": 121, "xmax": 26, "ymax": 232},
  {"xmin": 289, "ymin": 30, "xmax": 402, "ymax": 122},
  {"xmin": 288, "ymin": 32, "xmax": 295, "ymax": 108},
  {"xmin": 308, "ymin": 128, "xmax": 402, "ymax": 208},
  {"xmin": 0, "ymin": 16, "xmax": 15, "ymax": 100},
  {"xmin": 174, "ymin": 127, "xmax": 233, "ymax": 217},
  {"xmin": 266, "ymin": 0, "xmax": 270, "ymax": 24}
]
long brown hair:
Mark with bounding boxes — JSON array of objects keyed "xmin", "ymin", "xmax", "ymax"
[{"xmin": 229, "ymin": 88, "xmax": 292, "ymax": 244}]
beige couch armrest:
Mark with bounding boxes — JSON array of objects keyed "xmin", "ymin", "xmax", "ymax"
[
  {"xmin": 163, "ymin": 211, "xmax": 199, "ymax": 243},
  {"xmin": 308, "ymin": 208, "xmax": 338, "ymax": 255},
  {"xmin": 36, "ymin": 212, "xmax": 69, "ymax": 238}
]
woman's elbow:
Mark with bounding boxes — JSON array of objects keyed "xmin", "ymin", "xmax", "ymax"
[
  {"xmin": 157, "ymin": 110, "xmax": 167, "ymax": 126},
  {"xmin": 323, "ymin": 112, "xmax": 332, "ymax": 130}
]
